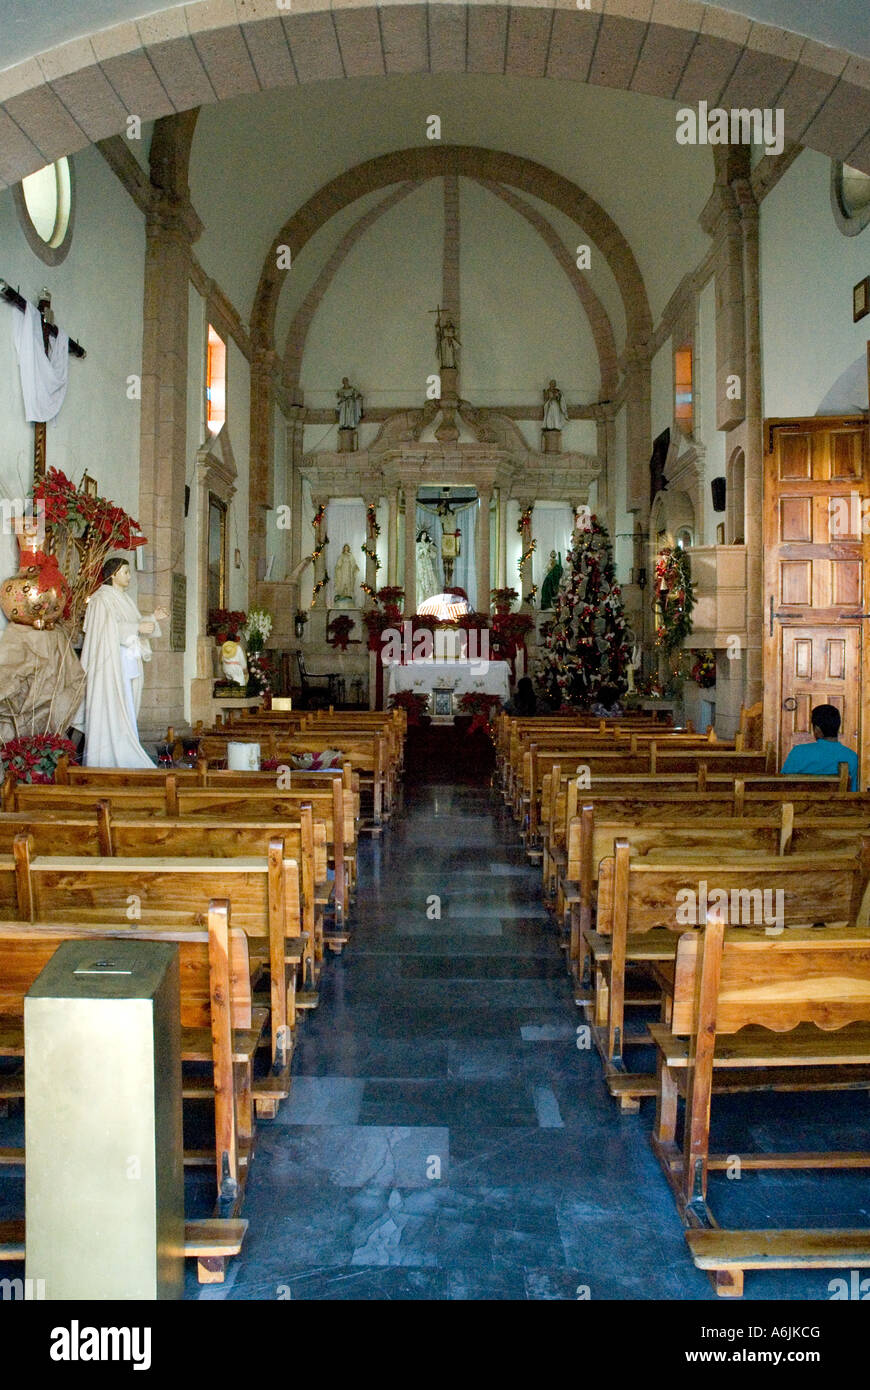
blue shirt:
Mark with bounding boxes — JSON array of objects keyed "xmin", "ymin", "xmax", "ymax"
[{"xmin": 781, "ymin": 739, "xmax": 859, "ymax": 791}]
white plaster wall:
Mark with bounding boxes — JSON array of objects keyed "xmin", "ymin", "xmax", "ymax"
[
  {"xmin": 0, "ymin": 143, "xmax": 145, "ymax": 620},
  {"xmin": 300, "ymin": 181, "xmax": 442, "ymax": 412},
  {"xmin": 761, "ymin": 149, "xmax": 870, "ymax": 418},
  {"xmin": 460, "ymin": 181, "xmax": 599, "ymax": 407},
  {"xmin": 650, "ymin": 335, "xmax": 673, "ymax": 445}
]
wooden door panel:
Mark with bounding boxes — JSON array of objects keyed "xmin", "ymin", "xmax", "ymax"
[
  {"xmin": 779, "ymin": 626, "xmax": 859, "ymax": 763},
  {"xmin": 764, "ymin": 417, "xmax": 868, "ymax": 777}
]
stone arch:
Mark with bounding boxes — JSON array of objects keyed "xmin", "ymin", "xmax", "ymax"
[
  {"xmin": 254, "ymin": 146, "xmax": 650, "ymax": 356},
  {"xmin": 0, "ymin": 3, "xmax": 868, "ymax": 193},
  {"xmin": 727, "ymin": 445, "xmax": 746, "ymax": 545},
  {"xmin": 282, "ymin": 173, "xmax": 620, "ymax": 400}
]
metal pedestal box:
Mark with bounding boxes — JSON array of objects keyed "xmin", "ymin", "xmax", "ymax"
[{"xmin": 24, "ymin": 938, "xmax": 184, "ymax": 1299}]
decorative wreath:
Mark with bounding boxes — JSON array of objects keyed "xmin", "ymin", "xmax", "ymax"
[{"xmin": 654, "ymin": 546, "xmax": 695, "ymax": 656}]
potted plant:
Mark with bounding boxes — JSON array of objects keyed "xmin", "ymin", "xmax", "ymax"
[
  {"xmin": 388, "ymin": 690, "xmax": 428, "ymax": 725},
  {"xmin": 1, "ymin": 733, "xmax": 79, "ymax": 784}
]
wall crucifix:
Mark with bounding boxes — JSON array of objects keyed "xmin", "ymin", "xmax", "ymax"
[{"xmin": 0, "ymin": 279, "xmax": 86, "ymax": 484}]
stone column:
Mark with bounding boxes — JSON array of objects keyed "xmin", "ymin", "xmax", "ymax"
[
  {"xmin": 622, "ymin": 342, "xmax": 652, "ymax": 516},
  {"xmin": 137, "ymin": 191, "xmax": 202, "ymax": 732},
  {"xmin": 248, "ymin": 344, "xmax": 277, "ymax": 607},
  {"xmin": 476, "ymin": 486, "xmax": 492, "ymax": 614},
  {"xmin": 387, "ymin": 487, "xmax": 399, "ymax": 586},
  {"xmin": 402, "ymin": 486, "xmax": 416, "ymax": 613},
  {"xmin": 736, "ymin": 180, "xmax": 763, "ymax": 713}
]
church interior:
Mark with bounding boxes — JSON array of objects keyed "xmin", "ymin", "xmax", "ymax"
[{"xmin": 0, "ymin": 0, "xmax": 869, "ymax": 1313}]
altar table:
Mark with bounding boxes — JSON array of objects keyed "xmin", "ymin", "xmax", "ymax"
[{"xmin": 385, "ymin": 659, "xmax": 510, "ymax": 704}]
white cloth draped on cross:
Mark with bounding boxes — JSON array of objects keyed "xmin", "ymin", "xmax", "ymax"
[{"xmin": 12, "ymin": 300, "xmax": 69, "ymax": 422}]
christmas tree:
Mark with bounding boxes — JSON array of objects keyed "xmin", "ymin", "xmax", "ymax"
[{"xmin": 539, "ymin": 515, "xmax": 631, "ymax": 708}]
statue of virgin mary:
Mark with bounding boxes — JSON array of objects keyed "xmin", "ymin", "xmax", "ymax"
[
  {"xmin": 415, "ymin": 527, "xmax": 441, "ymax": 610},
  {"xmin": 77, "ymin": 556, "xmax": 168, "ymax": 767}
]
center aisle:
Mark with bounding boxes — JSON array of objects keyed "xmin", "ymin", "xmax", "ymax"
[{"xmin": 204, "ymin": 782, "xmax": 708, "ymax": 1300}]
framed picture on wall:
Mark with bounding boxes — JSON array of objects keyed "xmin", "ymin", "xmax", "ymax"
[
  {"xmin": 433, "ymin": 688, "xmax": 453, "ymax": 717},
  {"xmin": 853, "ymin": 276, "xmax": 869, "ymax": 323}
]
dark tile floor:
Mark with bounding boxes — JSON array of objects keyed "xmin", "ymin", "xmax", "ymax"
[
  {"xmin": 194, "ymin": 780, "xmax": 869, "ymax": 1301},
  {"xmin": 2, "ymin": 777, "xmax": 867, "ymax": 1301}
]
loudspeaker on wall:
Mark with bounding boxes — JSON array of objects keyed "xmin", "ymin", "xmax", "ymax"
[{"xmin": 711, "ymin": 477, "xmax": 727, "ymax": 512}]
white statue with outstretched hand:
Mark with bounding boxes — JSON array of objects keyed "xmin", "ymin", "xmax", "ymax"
[{"xmin": 77, "ymin": 556, "xmax": 168, "ymax": 767}]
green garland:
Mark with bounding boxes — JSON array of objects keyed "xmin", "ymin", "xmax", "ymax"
[{"xmin": 654, "ymin": 545, "xmax": 695, "ymax": 656}]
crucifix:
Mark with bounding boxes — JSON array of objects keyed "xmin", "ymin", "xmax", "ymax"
[{"xmin": 0, "ymin": 279, "xmax": 86, "ymax": 484}]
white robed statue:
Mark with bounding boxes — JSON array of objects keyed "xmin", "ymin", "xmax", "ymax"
[
  {"xmin": 78, "ymin": 556, "xmax": 167, "ymax": 767},
  {"xmin": 415, "ymin": 528, "xmax": 441, "ymax": 610},
  {"xmin": 333, "ymin": 543, "xmax": 360, "ymax": 607},
  {"xmin": 336, "ymin": 378, "xmax": 363, "ymax": 430},
  {"xmin": 542, "ymin": 379, "xmax": 569, "ymax": 430}
]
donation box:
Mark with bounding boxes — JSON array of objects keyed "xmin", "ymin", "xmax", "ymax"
[{"xmin": 24, "ymin": 939, "xmax": 185, "ymax": 1300}]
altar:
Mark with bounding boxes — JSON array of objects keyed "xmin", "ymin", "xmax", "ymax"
[{"xmin": 385, "ymin": 658, "xmax": 510, "ymax": 706}]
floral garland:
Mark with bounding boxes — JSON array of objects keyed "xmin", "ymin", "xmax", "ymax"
[
  {"xmin": 654, "ymin": 546, "xmax": 695, "ymax": 656},
  {"xmin": 517, "ymin": 505, "xmax": 536, "ymax": 579},
  {"xmin": 309, "ymin": 503, "xmax": 329, "ymax": 607},
  {"xmin": 360, "ymin": 501, "xmax": 382, "ymax": 600}
]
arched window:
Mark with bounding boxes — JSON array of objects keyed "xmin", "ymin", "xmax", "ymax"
[
  {"xmin": 14, "ymin": 158, "xmax": 75, "ymax": 265},
  {"xmin": 831, "ymin": 162, "xmax": 870, "ymax": 237}
]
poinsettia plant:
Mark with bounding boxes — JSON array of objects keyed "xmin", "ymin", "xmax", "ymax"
[
  {"xmin": 208, "ymin": 609, "xmax": 247, "ymax": 643},
  {"xmin": 388, "ymin": 690, "xmax": 428, "ymax": 724},
  {"xmin": 327, "ymin": 614, "xmax": 357, "ymax": 651},
  {"xmin": 457, "ymin": 691, "xmax": 503, "ymax": 735},
  {"xmin": 32, "ymin": 468, "xmax": 148, "ymax": 631},
  {"xmin": 1, "ymin": 734, "xmax": 79, "ymax": 785}
]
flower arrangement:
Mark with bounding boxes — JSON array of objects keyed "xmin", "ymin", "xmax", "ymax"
[
  {"xmin": 457, "ymin": 691, "xmax": 503, "ymax": 735},
  {"xmin": 327, "ymin": 614, "xmax": 357, "ymax": 651},
  {"xmin": 363, "ymin": 586, "xmax": 404, "ymax": 649},
  {"xmin": 1, "ymin": 733, "xmax": 79, "ymax": 785},
  {"xmin": 208, "ymin": 608, "xmax": 246, "ymax": 643},
  {"xmin": 654, "ymin": 546, "xmax": 695, "ymax": 656},
  {"xmin": 491, "ymin": 610, "xmax": 534, "ymax": 657},
  {"xmin": 491, "ymin": 587, "xmax": 519, "ymax": 614},
  {"xmin": 691, "ymin": 649, "xmax": 716, "ymax": 688},
  {"xmin": 32, "ymin": 467, "xmax": 147, "ymax": 631},
  {"xmin": 242, "ymin": 608, "xmax": 273, "ymax": 695},
  {"xmin": 388, "ymin": 690, "xmax": 428, "ymax": 724}
]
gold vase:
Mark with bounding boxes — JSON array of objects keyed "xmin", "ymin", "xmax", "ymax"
[{"xmin": 0, "ymin": 566, "xmax": 66, "ymax": 630}]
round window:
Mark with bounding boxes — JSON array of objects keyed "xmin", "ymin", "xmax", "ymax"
[
  {"xmin": 831, "ymin": 161, "xmax": 870, "ymax": 237},
  {"xmin": 14, "ymin": 157, "xmax": 75, "ymax": 265}
]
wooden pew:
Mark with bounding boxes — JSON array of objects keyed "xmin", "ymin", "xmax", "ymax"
[
  {"xmin": 586, "ymin": 839, "xmax": 870, "ymax": 1106},
  {"xmin": 11, "ymin": 833, "xmax": 303, "ymax": 1088},
  {"xmin": 9, "ymin": 778, "xmax": 353, "ymax": 924},
  {"xmin": 560, "ymin": 802, "xmax": 870, "ymax": 978},
  {"xmin": 650, "ymin": 919, "xmax": 870, "ymax": 1296},
  {"xmin": 0, "ymin": 901, "xmax": 252, "ymax": 1282}
]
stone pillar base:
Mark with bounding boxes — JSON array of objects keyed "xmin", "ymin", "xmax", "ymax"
[
  {"xmin": 439, "ymin": 367, "xmax": 458, "ymax": 401},
  {"xmin": 542, "ymin": 429, "xmax": 562, "ymax": 453},
  {"xmin": 338, "ymin": 428, "xmax": 357, "ymax": 452}
]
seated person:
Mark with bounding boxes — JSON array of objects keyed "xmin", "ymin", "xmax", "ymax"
[
  {"xmin": 504, "ymin": 676, "xmax": 553, "ymax": 716},
  {"xmin": 780, "ymin": 703, "xmax": 858, "ymax": 790},
  {"xmin": 590, "ymin": 685, "xmax": 624, "ymax": 719}
]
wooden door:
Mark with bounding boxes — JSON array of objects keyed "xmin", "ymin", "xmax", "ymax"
[{"xmin": 763, "ymin": 417, "xmax": 869, "ymax": 781}]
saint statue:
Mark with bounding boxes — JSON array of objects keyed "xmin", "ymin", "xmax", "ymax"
[
  {"xmin": 333, "ymin": 542, "xmax": 360, "ymax": 607},
  {"xmin": 336, "ymin": 377, "xmax": 363, "ymax": 430},
  {"xmin": 415, "ymin": 528, "xmax": 441, "ymax": 610},
  {"xmin": 540, "ymin": 550, "xmax": 563, "ymax": 610},
  {"xmin": 77, "ymin": 556, "xmax": 168, "ymax": 768},
  {"xmin": 435, "ymin": 314, "xmax": 460, "ymax": 371},
  {"xmin": 542, "ymin": 379, "xmax": 569, "ymax": 431}
]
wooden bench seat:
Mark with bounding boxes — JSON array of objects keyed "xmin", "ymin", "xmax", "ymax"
[
  {"xmin": 649, "ymin": 921, "xmax": 870, "ymax": 1296},
  {"xmin": 0, "ymin": 902, "xmax": 257, "ymax": 1282}
]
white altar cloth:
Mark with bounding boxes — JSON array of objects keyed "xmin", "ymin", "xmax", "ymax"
[{"xmin": 386, "ymin": 659, "xmax": 510, "ymax": 703}]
